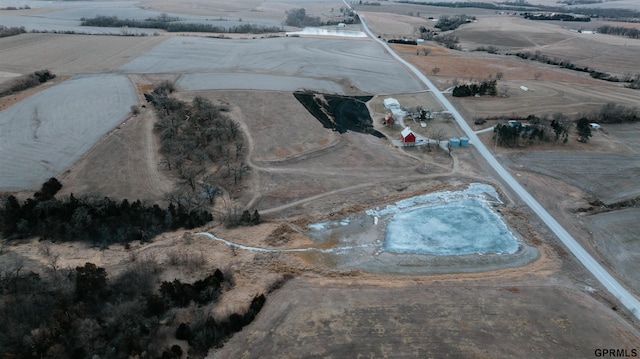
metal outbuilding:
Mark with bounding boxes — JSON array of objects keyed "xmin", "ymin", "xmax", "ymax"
[{"xmin": 384, "ymin": 98, "xmax": 400, "ymax": 110}]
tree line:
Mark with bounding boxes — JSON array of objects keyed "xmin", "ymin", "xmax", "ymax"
[
  {"xmin": 284, "ymin": 8, "xmax": 322, "ymax": 27},
  {"xmin": 398, "ymin": 0, "xmax": 640, "ymax": 21},
  {"xmin": 452, "ymin": 79, "xmax": 497, "ymax": 97},
  {"xmin": 523, "ymin": 12, "xmax": 590, "ymax": 22},
  {"xmin": 0, "ymin": 25, "xmax": 26, "ymax": 38},
  {"xmin": 510, "ymin": 50, "xmax": 640, "ymax": 87},
  {"xmin": 81, "ymin": 15, "xmax": 281, "ymax": 34},
  {"xmin": 596, "ymin": 25, "xmax": 640, "ymax": 39},
  {"xmin": 435, "ymin": 14, "xmax": 475, "ymax": 31},
  {"xmin": 593, "ymin": 103, "xmax": 639, "ymax": 123},
  {"xmin": 419, "ymin": 27, "xmax": 461, "ymax": 49},
  {"xmin": 284, "ymin": 8, "xmax": 359, "ymax": 28},
  {"xmin": 0, "ymin": 70, "xmax": 55, "ymax": 98},
  {"xmin": 0, "ymin": 178, "xmax": 212, "ymax": 245},
  {"xmin": 0, "ymin": 257, "xmax": 267, "ymax": 358},
  {"xmin": 397, "ymin": 1, "xmax": 503, "ymax": 9}
]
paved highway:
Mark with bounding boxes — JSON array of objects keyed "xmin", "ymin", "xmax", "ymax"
[{"xmin": 353, "ymin": 7, "xmax": 640, "ymax": 319}]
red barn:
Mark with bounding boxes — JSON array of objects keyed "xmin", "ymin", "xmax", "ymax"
[
  {"xmin": 384, "ymin": 113, "xmax": 395, "ymax": 126},
  {"xmin": 401, "ymin": 127, "xmax": 416, "ymax": 144}
]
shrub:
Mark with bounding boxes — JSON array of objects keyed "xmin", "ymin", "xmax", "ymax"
[{"xmin": 0, "ymin": 69, "xmax": 55, "ymax": 97}]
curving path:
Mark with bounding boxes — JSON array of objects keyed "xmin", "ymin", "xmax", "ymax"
[{"xmin": 351, "ymin": 5, "xmax": 640, "ymax": 319}]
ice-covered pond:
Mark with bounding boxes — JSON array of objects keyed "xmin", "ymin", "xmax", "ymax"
[
  {"xmin": 383, "ymin": 197, "xmax": 519, "ymax": 255},
  {"xmin": 286, "ymin": 27, "xmax": 367, "ymax": 38},
  {"xmin": 305, "ymin": 183, "xmax": 538, "ymax": 274}
]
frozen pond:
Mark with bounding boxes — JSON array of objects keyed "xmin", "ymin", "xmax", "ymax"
[
  {"xmin": 305, "ymin": 183, "xmax": 538, "ymax": 274},
  {"xmin": 286, "ymin": 27, "xmax": 367, "ymax": 38},
  {"xmin": 383, "ymin": 197, "xmax": 519, "ymax": 255}
]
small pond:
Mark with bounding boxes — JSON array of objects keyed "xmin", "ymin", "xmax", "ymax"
[
  {"xmin": 383, "ymin": 197, "xmax": 519, "ymax": 255},
  {"xmin": 305, "ymin": 183, "xmax": 538, "ymax": 274}
]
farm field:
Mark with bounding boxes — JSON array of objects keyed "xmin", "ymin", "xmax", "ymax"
[
  {"xmin": 215, "ymin": 277, "xmax": 640, "ymax": 358},
  {"xmin": 0, "ymin": 0, "xmax": 287, "ymax": 33},
  {"xmin": 2, "ymin": 0, "xmax": 640, "ymax": 357},
  {"xmin": 501, "ymin": 152, "xmax": 640, "ymax": 204},
  {"xmin": 177, "ymin": 73, "xmax": 344, "ymax": 93},
  {"xmin": 56, "ymin": 85, "xmax": 174, "ymax": 202},
  {"xmin": 451, "ymin": 80, "xmax": 640, "ymax": 118},
  {"xmin": 584, "ymin": 208, "xmax": 640, "ymax": 293},
  {"xmin": 0, "ymin": 73, "xmax": 136, "ymax": 190},
  {"xmin": 119, "ymin": 36, "xmax": 425, "ymax": 95},
  {"xmin": 0, "ymin": 33, "xmax": 166, "ymax": 75}
]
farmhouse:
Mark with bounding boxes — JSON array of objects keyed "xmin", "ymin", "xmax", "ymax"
[{"xmin": 401, "ymin": 127, "xmax": 416, "ymax": 145}]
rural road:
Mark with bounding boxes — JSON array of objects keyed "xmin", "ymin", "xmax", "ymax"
[{"xmin": 352, "ymin": 5, "xmax": 640, "ymax": 319}]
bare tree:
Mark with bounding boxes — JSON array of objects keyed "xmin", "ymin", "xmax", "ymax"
[
  {"xmin": 495, "ymin": 71, "xmax": 504, "ymax": 80},
  {"xmin": 200, "ymin": 175, "xmax": 219, "ymax": 205},
  {"xmin": 235, "ymin": 141, "xmax": 244, "ymax": 159},
  {"xmin": 432, "ymin": 67, "xmax": 441, "ymax": 76},
  {"xmin": 181, "ymin": 164, "xmax": 204, "ymax": 191},
  {"xmin": 432, "ymin": 127, "xmax": 448, "ymax": 143},
  {"xmin": 230, "ymin": 163, "xmax": 251, "ymax": 185},
  {"xmin": 534, "ymin": 71, "xmax": 543, "ymax": 80},
  {"xmin": 422, "ymin": 48, "xmax": 431, "ymax": 56},
  {"xmin": 227, "ymin": 119, "xmax": 239, "ymax": 140}
]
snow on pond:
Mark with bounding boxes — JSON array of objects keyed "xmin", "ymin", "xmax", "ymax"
[
  {"xmin": 374, "ymin": 183, "xmax": 518, "ymax": 255},
  {"xmin": 309, "ymin": 183, "xmax": 519, "ymax": 257},
  {"xmin": 383, "ymin": 197, "xmax": 518, "ymax": 255}
]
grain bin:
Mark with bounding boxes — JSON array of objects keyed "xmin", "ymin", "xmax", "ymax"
[
  {"xmin": 449, "ymin": 137, "xmax": 460, "ymax": 148},
  {"xmin": 459, "ymin": 136, "xmax": 469, "ymax": 147}
]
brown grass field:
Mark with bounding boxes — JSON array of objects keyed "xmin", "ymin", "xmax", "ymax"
[{"xmin": 2, "ymin": 0, "xmax": 640, "ymax": 357}]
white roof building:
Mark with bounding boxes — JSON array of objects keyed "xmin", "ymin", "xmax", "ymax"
[{"xmin": 384, "ymin": 97, "xmax": 400, "ymax": 110}]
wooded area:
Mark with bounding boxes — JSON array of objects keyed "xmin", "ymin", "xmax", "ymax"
[
  {"xmin": 0, "ymin": 178, "xmax": 212, "ymax": 244},
  {"xmin": 0, "ymin": 259, "xmax": 266, "ymax": 358}
]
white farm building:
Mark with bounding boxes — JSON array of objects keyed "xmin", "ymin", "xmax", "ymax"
[{"xmin": 384, "ymin": 98, "xmax": 400, "ymax": 110}]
